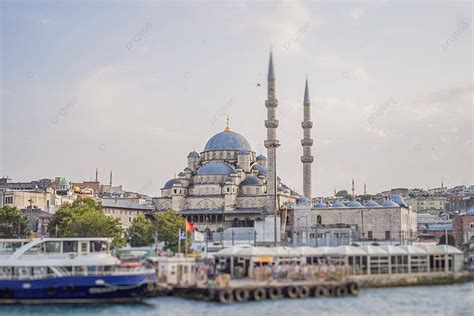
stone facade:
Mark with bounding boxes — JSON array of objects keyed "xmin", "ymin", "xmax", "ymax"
[{"xmin": 452, "ymin": 212, "xmax": 474, "ymax": 248}]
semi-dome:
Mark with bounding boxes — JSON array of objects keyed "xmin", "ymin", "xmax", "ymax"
[
  {"xmin": 256, "ymin": 154, "xmax": 267, "ymax": 161},
  {"xmin": 331, "ymin": 201, "xmax": 346, "ymax": 208},
  {"xmin": 187, "ymin": 151, "xmax": 200, "ymax": 158},
  {"xmin": 347, "ymin": 200, "xmax": 363, "ymax": 208},
  {"xmin": 163, "ymin": 178, "xmax": 182, "ymax": 189},
  {"xmin": 196, "ymin": 162, "xmax": 234, "ymax": 175},
  {"xmin": 240, "ymin": 176, "xmax": 263, "ymax": 186},
  {"xmin": 204, "ymin": 130, "xmax": 252, "ymax": 152},
  {"xmin": 391, "ymin": 194, "xmax": 408, "ymax": 208},
  {"xmin": 251, "ymin": 164, "xmax": 267, "ymax": 176},
  {"xmin": 382, "ymin": 199, "xmax": 399, "ymax": 207},
  {"xmin": 314, "ymin": 201, "xmax": 327, "ymax": 208},
  {"xmin": 365, "ymin": 200, "xmax": 380, "ymax": 207}
]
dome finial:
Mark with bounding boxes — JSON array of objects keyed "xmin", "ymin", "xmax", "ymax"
[
  {"xmin": 268, "ymin": 49, "xmax": 275, "ymax": 81},
  {"xmin": 224, "ymin": 115, "xmax": 231, "ymax": 131}
]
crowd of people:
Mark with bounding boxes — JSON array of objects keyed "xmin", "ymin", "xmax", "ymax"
[{"xmin": 252, "ymin": 262, "xmax": 349, "ymax": 282}]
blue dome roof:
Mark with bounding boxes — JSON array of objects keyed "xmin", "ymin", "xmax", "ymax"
[
  {"xmin": 382, "ymin": 199, "xmax": 399, "ymax": 207},
  {"xmin": 297, "ymin": 197, "xmax": 310, "ymax": 205},
  {"xmin": 331, "ymin": 201, "xmax": 346, "ymax": 208},
  {"xmin": 204, "ymin": 131, "xmax": 252, "ymax": 152},
  {"xmin": 196, "ymin": 162, "xmax": 234, "ymax": 175},
  {"xmin": 391, "ymin": 194, "xmax": 408, "ymax": 208},
  {"xmin": 466, "ymin": 208, "xmax": 474, "ymax": 216},
  {"xmin": 163, "ymin": 179, "xmax": 182, "ymax": 189},
  {"xmin": 187, "ymin": 151, "xmax": 200, "ymax": 158},
  {"xmin": 314, "ymin": 201, "xmax": 327, "ymax": 208},
  {"xmin": 251, "ymin": 164, "xmax": 267, "ymax": 176},
  {"xmin": 256, "ymin": 154, "xmax": 267, "ymax": 161},
  {"xmin": 347, "ymin": 200, "xmax": 363, "ymax": 208},
  {"xmin": 365, "ymin": 200, "xmax": 380, "ymax": 207},
  {"xmin": 240, "ymin": 176, "xmax": 263, "ymax": 186}
]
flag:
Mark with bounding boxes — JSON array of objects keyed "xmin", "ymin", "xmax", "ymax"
[
  {"xmin": 194, "ymin": 231, "xmax": 205, "ymax": 242},
  {"xmin": 179, "ymin": 231, "xmax": 186, "ymax": 241},
  {"xmin": 186, "ymin": 221, "xmax": 194, "ymax": 232}
]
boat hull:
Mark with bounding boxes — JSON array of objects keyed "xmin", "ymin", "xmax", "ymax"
[{"xmin": 0, "ymin": 273, "xmax": 156, "ymax": 304}]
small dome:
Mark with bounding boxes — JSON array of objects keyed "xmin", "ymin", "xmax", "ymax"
[
  {"xmin": 183, "ymin": 167, "xmax": 192, "ymax": 172},
  {"xmin": 347, "ymin": 200, "xmax": 363, "ymax": 208},
  {"xmin": 240, "ymin": 176, "xmax": 263, "ymax": 186},
  {"xmin": 256, "ymin": 154, "xmax": 267, "ymax": 161},
  {"xmin": 314, "ymin": 201, "xmax": 327, "ymax": 208},
  {"xmin": 187, "ymin": 151, "xmax": 200, "ymax": 158},
  {"xmin": 163, "ymin": 179, "xmax": 182, "ymax": 189},
  {"xmin": 365, "ymin": 200, "xmax": 380, "ymax": 207},
  {"xmin": 178, "ymin": 172, "xmax": 185, "ymax": 176},
  {"xmin": 331, "ymin": 201, "xmax": 346, "ymax": 208},
  {"xmin": 58, "ymin": 178, "xmax": 69, "ymax": 186},
  {"xmin": 204, "ymin": 131, "xmax": 252, "ymax": 152},
  {"xmin": 466, "ymin": 208, "xmax": 474, "ymax": 216},
  {"xmin": 251, "ymin": 164, "xmax": 267, "ymax": 176},
  {"xmin": 382, "ymin": 199, "xmax": 399, "ymax": 207},
  {"xmin": 391, "ymin": 194, "xmax": 408, "ymax": 208},
  {"xmin": 196, "ymin": 162, "xmax": 234, "ymax": 175},
  {"xmin": 297, "ymin": 197, "xmax": 310, "ymax": 205}
]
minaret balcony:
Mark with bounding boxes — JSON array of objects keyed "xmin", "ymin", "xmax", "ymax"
[
  {"xmin": 265, "ymin": 100, "xmax": 278, "ymax": 108},
  {"xmin": 265, "ymin": 119, "xmax": 279, "ymax": 128},
  {"xmin": 301, "ymin": 139, "xmax": 313, "ymax": 146},
  {"xmin": 264, "ymin": 140, "xmax": 280, "ymax": 148},
  {"xmin": 301, "ymin": 121, "xmax": 313, "ymax": 128},
  {"xmin": 301, "ymin": 155, "xmax": 314, "ymax": 163}
]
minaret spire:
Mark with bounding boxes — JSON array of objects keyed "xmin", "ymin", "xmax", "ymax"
[
  {"xmin": 364, "ymin": 183, "xmax": 367, "ymax": 195},
  {"xmin": 224, "ymin": 115, "xmax": 231, "ymax": 131},
  {"xmin": 109, "ymin": 171, "xmax": 112, "ymax": 188},
  {"xmin": 352, "ymin": 179, "xmax": 355, "ymax": 200},
  {"xmin": 301, "ymin": 77, "xmax": 313, "ymax": 199},
  {"xmin": 95, "ymin": 168, "xmax": 98, "ymax": 182},
  {"xmin": 264, "ymin": 50, "xmax": 280, "ymax": 245}
]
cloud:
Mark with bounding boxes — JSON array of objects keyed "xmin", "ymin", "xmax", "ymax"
[{"xmin": 349, "ymin": 8, "xmax": 365, "ymax": 20}]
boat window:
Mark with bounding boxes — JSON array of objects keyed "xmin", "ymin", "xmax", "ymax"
[
  {"xmin": 25, "ymin": 244, "xmax": 42, "ymax": 255},
  {"xmin": 87, "ymin": 266, "xmax": 97, "ymax": 273},
  {"xmin": 63, "ymin": 241, "xmax": 78, "ymax": 253},
  {"xmin": 90, "ymin": 241, "xmax": 108, "ymax": 252},
  {"xmin": 81, "ymin": 242, "xmax": 88, "ymax": 253},
  {"xmin": 45, "ymin": 241, "xmax": 61, "ymax": 253}
]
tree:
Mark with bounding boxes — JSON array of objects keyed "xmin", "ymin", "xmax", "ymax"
[
  {"xmin": 153, "ymin": 209, "xmax": 191, "ymax": 253},
  {"xmin": 127, "ymin": 215, "xmax": 154, "ymax": 247},
  {"xmin": 438, "ymin": 234, "xmax": 455, "ymax": 246},
  {"xmin": 48, "ymin": 197, "xmax": 125, "ymax": 247},
  {"xmin": 335, "ymin": 190, "xmax": 352, "ymax": 200},
  {"xmin": 0, "ymin": 205, "xmax": 30, "ymax": 238}
]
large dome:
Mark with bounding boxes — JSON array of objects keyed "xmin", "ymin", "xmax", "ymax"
[
  {"xmin": 196, "ymin": 162, "xmax": 234, "ymax": 175},
  {"xmin": 204, "ymin": 131, "xmax": 252, "ymax": 152}
]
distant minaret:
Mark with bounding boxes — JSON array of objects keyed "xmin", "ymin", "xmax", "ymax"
[
  {"xmin": 301, "ymin": 77, "xmax": 313, "ymax": 199},
  {"xmin": 334, "ymin": 188, "xmax": 337, "ymax": 197},
  {"xmin": 364, "ymin": 183, "xmax": 367, "ymax": 195},
  {"xmin": 264, "ymin": 51, "xmax": 280, "ymax": 214},
  {"xmin": 352, "ymin": 179, "xmax": 355, "ymax": 199},
  {"xmin": 95, "ymin": 168, "xmax": 99, "ymax": 182},
  {"xmin": 109, "ymin": 171, "xmax": 112, "ymax": 188}
]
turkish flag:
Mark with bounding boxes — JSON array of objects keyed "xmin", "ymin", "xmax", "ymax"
[{"xmin": 186, "ymin": 221, "xmax": 194, "ymax": 232}]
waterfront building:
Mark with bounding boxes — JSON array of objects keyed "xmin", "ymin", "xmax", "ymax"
[
  {"xmin": 406, "ymin": 196, "xmax": 447, "ymax": 214},
  {"xmin": 101, "ymin": 198, "xmax": 154, "ymax": 229},
  {"xmin": 0, "ymin": 188, "xmax": 55, "ymax": 212},
  {"xmin": 452, "ymin": 208, "xmax": 474, "ymax": 248},
  {"xmin": 292, "ymin": 196, "xmax": 417, "ymax": 245}
]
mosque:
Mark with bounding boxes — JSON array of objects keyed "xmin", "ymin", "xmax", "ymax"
[{"xmin": 153, "ymin": 52, "xmax": 313, "ymax": 232}]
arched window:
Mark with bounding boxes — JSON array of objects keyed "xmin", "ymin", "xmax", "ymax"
[{"xmin": 317, "ymin": 215, "xmax": 322, "ymax": 225}]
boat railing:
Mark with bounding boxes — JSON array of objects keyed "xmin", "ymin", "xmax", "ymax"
[{"xmin": 0, "ymin": 268, "xmax": 152, "ymax": 280}]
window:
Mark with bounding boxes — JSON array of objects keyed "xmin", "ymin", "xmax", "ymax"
[
  {"xmin": 129, "ymin": 217, "xmax": 132, "ymax": 222},
  {"xmin": 368, "ymin": 231, "xmax": 373, "ymax": 240},
  {"xmin": 316, "ymin": 215, "xmax": 322, "ymax": 225},
  {"xmin": 227, "ymin": 188, "xmax": 230, "ymax": 192},
  {"xmin": 4, "ymin": 196, "xmax": 13, "ymax": 204},
  {"xmin": 470, "ymin": 223, "xmax": 474, "ymax": 229},
  {"xmin": 174, "ymin": 189, "xmax": 177, "ymax": 194},
  {"xmin": 385, "ymin": 231, "xmax": 391, "ymax": 240}
]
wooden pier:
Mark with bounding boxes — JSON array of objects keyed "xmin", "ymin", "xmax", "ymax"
[{"xmin": 168, "ymin": 279, "xmax": 359, "ymax": 303}]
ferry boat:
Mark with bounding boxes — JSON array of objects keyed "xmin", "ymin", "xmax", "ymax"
[{"xmin": 0, "ymin": 238, "xmax": 157, "ymax": 304}]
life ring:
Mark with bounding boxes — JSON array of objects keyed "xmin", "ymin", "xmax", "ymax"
[
  {"xmin": 347, "ymin": 282, "xmax": 359, "ymax": 295},
  {"xmin": 335, "ymin": 286, "xmax": 348, "ymax": 297},
  {"xmin": 253, "ymin": 288, "xmax": 267, "ymax": 301},
  {"xmin": 286, "ymin": 285, "xmax": 299, "ymax": 299},
  {"xmin": 313, "ymin": 285, "xmax": 330, "ymax": 297},
  {"xmin": 327, "ymin": 285, "xmax": 336, "ymax": 297},
  {"xmin": 217, "ymin": 289, "xmax": 234, "ymax": 304},
  {"xmin": 234, "ymin": 288, "xmax": 250, "ymax": 302},
  {"xmin": 268, "ymin": 287, "xmax": 283, "ymax": 300},
  {"xmin": 64, "ymin": 285, "xmax": 75, "ymax": 292},
  {"xmin": 46, "ymin": 286, "xmax": 56, "ymax": 297},
  {"xmin": 298, "ymin": 286, "xmax": 310, "ymax": 298}
]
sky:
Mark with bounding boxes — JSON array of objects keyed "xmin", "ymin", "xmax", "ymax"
[{"xmin": 0, "ymin": 0, "xmax": 472, "ymax": 197}]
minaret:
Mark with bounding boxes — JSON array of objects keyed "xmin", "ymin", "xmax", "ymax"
[
  {"xmin": 364, "ymin": 183, "xmax": 367, "ymax": 195},
  {"xmin": 109, "ymin": 171, "xmax": 112, "ymax": 188},
  {"xmin": 301, "ymin": 77, "xmax": 313, "ymax": 199},
  {"xmin": 95, "ymin": 168, "xmax": 98, "ymax": 182},
  {"xmin": 352, "ymin": 179, "xmax": 355, "ymax": 199},
  {"xmin": 264, "ymin": 51, "xmax": 280, "ymax": 215}
]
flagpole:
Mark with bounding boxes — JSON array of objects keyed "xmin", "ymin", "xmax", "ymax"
[
  {"xmin": 185, "ymin": 222, "xmax": 188, "ymax": 257},
  {"xmin": 178, "ymin": 227, "xmax": 181, "ymax": 254}
]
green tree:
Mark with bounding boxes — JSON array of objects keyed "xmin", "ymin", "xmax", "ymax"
[
  {"xmin": 438, "ymin": 234, "xmax": 456, "ymax": 246},
  {"xmin": 153, "ymin": 209, "xmax": 191, "ymax": 253},
  {"xmin": 0, "ymin": 205, "xmax": 30, "ymax": 238},
  {"xmin": 127, "ymin": 215, "xmax": 154, "ymax": 247},
  {"xmin": 335, "ymin": 190, "xmax": 352, "ymax": 200},
  {"xmin": 47, "ymin": 197, "xmax": 125, "ymax": 247}
]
